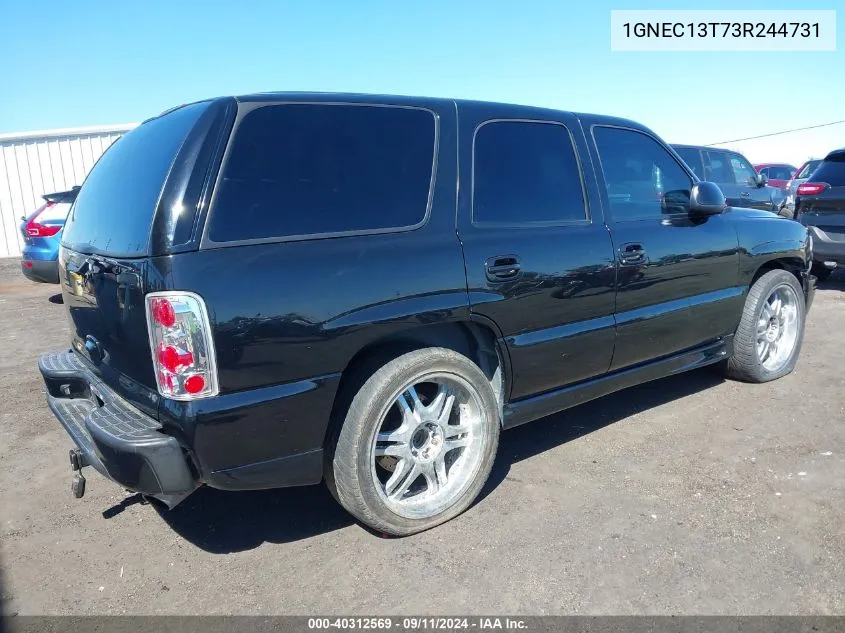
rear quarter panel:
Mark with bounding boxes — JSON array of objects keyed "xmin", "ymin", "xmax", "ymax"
[{"xmin": 150, "ymin": 99, "xmax": 467, "ymax": 473}]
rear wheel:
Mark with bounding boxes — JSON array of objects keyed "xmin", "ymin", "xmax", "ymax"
[
  {"xmin": 327, "ymin": 348, "xmax": 500, "ymax": 536},
  {"xmin": 725, "ymin": 270, "xmax": 806, "ymax": 383}
]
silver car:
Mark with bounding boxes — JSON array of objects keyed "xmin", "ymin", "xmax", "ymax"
[{"xmin": 782, "ymin": 159, "xmax": 823, "ymax": 217}]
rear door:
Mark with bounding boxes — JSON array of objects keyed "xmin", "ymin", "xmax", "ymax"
[
  {"xmin": 456, "ymin": 104, "xmax": 616, "ymax": 400},
  {"xmin": 727, "ymin": 151, "xmax": 773, "ymax": 211},
  {"xmin": 586, "ymin": 124, "xmax": 741, "ymax": 370},
  {"xmin": 703, "ymin": 150, "xmax": 745, "ymax": 207}
]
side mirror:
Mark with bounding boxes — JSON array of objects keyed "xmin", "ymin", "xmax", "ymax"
[
  {"xmin": 689, "ymin": 181, "xmax": 726, "ymax": 215},
  {"xmin": 754, "ymin": 172, "xmax": 767, "ymax": 187}
]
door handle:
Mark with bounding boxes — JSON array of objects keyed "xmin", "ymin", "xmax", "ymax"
[
  {"xmin": 485, "ymin": 255, "xmax": 521, "ymax": 281},
  {"xmin": 619, "ymin": 243, "xmax": 646, "ymax": 266},
  {"xmin": 740, "ymin": 191, "xmax": 751, "ymax": 198}
]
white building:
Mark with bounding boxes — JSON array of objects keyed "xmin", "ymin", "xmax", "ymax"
[{"xmin": 0, "ymin": 124, "xmax": 136, "ymax": 258}]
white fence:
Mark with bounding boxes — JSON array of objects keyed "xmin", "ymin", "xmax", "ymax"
[{"xmin": 0, "ymin": 124, "xmax": 137, "ymax": 258}]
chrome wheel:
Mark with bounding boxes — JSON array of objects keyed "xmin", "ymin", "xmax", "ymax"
[
  {"xmin": 756, "ymin": 284, "xmax": 800, "ymax": 372},
  {"xmin": 370, "ymin": 373, "xmax": 486, "ymax": 519}
]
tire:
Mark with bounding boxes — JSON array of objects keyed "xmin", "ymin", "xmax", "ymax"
[
  {"xmin": 811, "ymin": 263, "xmax": 832, "ymax": 282},
  {"xmin": 327, "ymin": 347, "xmax": 500, "ymax": 536},
  {"xmin": 725, "ymin": 269, "xmax": 806, "ymax": 383}
]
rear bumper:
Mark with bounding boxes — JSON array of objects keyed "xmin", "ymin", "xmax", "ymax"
[
  {"xmin": 21, "ymin": 259, "xmax": 59, "ymax": 284},
  {"xmin": 808, "ymin": 226, "xmax": 845, "ymax": 265},
  {"xmin": 38, "ymin": 350, "xmax": 198, "ymax": 502}
]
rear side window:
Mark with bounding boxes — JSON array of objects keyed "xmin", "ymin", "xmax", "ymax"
[
  {"xmin": 674, "ymin": 147, "xmax": 703, "ymax": 179},
  {"xmin": 206, "ymin": 104, "xmax": 436, "ymax": 243},
  {"xmin": 472, "ymin": 120, "xmax": 586, "ymax": 225},
  {"xmin": 62, "ymin": 102, "xmax": 208, "ymax": 257},
  {"xmin": 797, "ymin": 160, "xmax": 822, "ymax": 179},
  {"xmin": 810, "ymin": 155, "xmax": 845, "ymax": 186}
]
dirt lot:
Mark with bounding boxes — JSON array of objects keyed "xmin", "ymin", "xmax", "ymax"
[{"xmin": 0, "ymin": 257, "xmax": 843, "ymax": 616}]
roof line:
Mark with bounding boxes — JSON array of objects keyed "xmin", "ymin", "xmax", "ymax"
[{"xmin": 0, "ymin": 123, "xmax": 139, "ymax": 143}]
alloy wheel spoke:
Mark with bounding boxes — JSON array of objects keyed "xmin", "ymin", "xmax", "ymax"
[
  {"xmin": 420, "ymin": 461, "xmax": 439, "ymax": 494},
  {"xmin": 757, "ymin": 340, "xmax": 770, "ymax": 361},
  {"xmin": 434, "ymin": 455, "xmax": 449, "ymax": 489},
  {"xmin": 396, "ymin": 386, "xmax": 424, "ymax": 423},
  {"xmin": 445, "ymin": 436, "xmax": 471, "ymax": 451},
  {"xmin": 377, "ymin": 423, "xmax": 413, "ymax": 445},
  {"xmin": 443, "ymin": 423, "xmax": 470, "ymax": 439},
  {"xmin": 374, "ymin": 442, "xmax": 410, "ymax": 458},
  {"xmin": 429, "ymin": 387, "xmax": 456, "ymax": 425},
  {"xmin": 385, "ymin": 459, "xmax": 420, "ymax": 500}
]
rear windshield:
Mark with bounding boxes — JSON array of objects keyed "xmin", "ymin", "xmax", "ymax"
[
  {"xmin": 61, "ymin": 102, "xmax": 209, "ymax": 257},
  {"xmin": 811, "ymin": 155, "xmax": 845, "ymax": 186},
  {"xmin": 206, "ymin": 103, "xmax": 436, "ymax": 243}
]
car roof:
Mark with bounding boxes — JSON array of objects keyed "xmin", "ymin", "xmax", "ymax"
[
  {"xmin": 754, "ymin": 162, "xmax": 795, "ymax": 168},
  {"xmin": 824, "ymin": 148, "xmax": 845, "ymax": 160},
  {"xmin": 231, "ymin": 91, "xmax": 648, "ymax": 130}
]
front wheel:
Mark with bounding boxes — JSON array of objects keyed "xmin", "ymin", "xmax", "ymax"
[
  {"xmin": 725, "ymin": 269, "xmax": 806, "ymax": 383},
  {"xmin": 327, "ymin": 348, "xmax": 500, "ymax": 535}
]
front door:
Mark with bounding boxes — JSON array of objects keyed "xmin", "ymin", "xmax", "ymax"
[
  {"xmin": 585, "ymin": 123, "xmax": 742, "ymax": 371},
  {"xmin": 456, "ymin": 104, "xmax": 617, "ymax": 401},
  {"xmin": 727, "ymin": 151, "xmax": 774, "ymax": 211}
]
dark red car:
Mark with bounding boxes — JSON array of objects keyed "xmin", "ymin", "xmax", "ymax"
[{"xmin": 754, "ymin": 163, "xmax": 797, "ymax": 190}]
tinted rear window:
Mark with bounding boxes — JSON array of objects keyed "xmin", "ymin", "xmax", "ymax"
[
  {"xmin": 61, "ymin": 102, "xmax": 208, "ymax": 257},
  {"xmin": 207, "ymin": 104, "xmax": 436, "ymax": 243},
  {"xmin": 810, "ymin": 156, "xmax": 845, "ymax": 186}
]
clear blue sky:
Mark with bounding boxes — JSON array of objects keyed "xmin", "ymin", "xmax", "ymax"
[{"xmin": 1, "ymin": 0, "xmax": 842, "ymax": 147}]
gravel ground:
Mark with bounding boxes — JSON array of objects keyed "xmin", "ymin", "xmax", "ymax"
[{"xmin": 0, "ymin": 257, "xmax": 843, "ymax": 616}]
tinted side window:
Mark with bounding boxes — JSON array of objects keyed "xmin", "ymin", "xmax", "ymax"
[
  {"xmin": 703, "ymin": 151, "xmax": 733, "ymax": 183},
  {"xmin": 797, "ymin": 160, "xmax": 822, "ymax": 179},
  {"xmin": 674, "ymin": 147, "xmax": 703, "ymax": 179},
  {"xmin": 811, "ymin": 155, "xmax": 845, "ymax": 186},
  {"xmin": 207, "ymin": 104, "xmax": 436, "ymax": 242},
  {"xmin": 472, "ymin": 121, "xmax": 586, "ymax": 224},
  {"xmin": 729, "ymin": 154, "xmax": 757, "ymax": 185},
  {"xmin": 594, "ymin": 127, "xmax": 692, "ymax": 221}
]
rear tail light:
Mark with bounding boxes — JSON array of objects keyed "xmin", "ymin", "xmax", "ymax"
[
  {"xmin": 25, "ymin": 201, "xmax": 62, "ymax": 237},
  {"xmin": 797, "ymin": 182, "xmax": 829, "ymax": 196},
  {"xmin": 145, "ymin": 292, "xmax": 218, "ymax": 400}
]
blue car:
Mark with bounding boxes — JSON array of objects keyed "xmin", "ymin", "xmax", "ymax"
[{"xmin": 19, "ymin": 187, "xmax": 79, "ymax": 283}]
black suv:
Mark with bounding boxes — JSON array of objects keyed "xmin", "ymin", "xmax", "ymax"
[
  {"xmin": 794, "ymin": 147, "xmax": 845, "ymax": 281},
  {"xmin": 39, "ymin": 93, "xmax": 814, "ymax": 535},
  {"xmin": 672, "ymin": 144, "xmax": 786, "ymax": 215}
]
